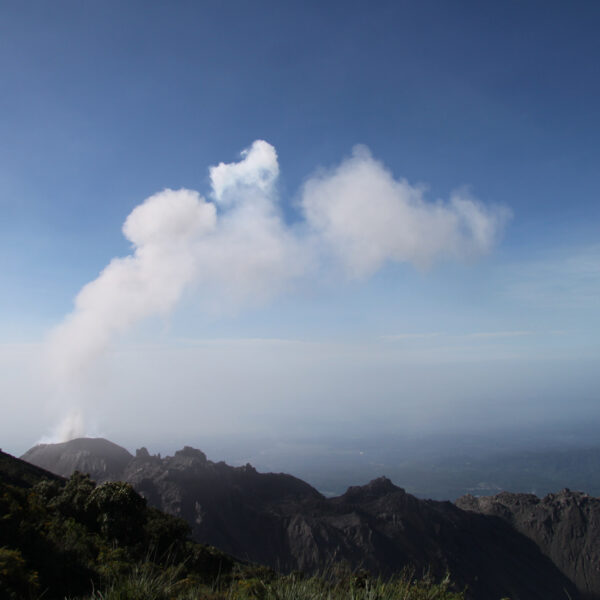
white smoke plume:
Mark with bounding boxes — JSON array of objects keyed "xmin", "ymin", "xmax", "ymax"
[
  {"xmin": 37, "ymin": 408, "xmax": 86, "ymax": 444},
  {"xmin": 45, "ymin": 140, "xmax": 510, "ymax": 440},
  {"xmin": 47, "ymin": 187, "xmax": 217, "ymax": 387},
  {"xmin": 302, "ymin": 146, "xmax": 511, "ymax": 277}
]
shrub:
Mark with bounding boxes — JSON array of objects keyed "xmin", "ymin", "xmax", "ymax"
[
  {"xmin": 87, "ymin": 481, "xmax": 146, "ymax": 544},
  {"xmin": 0, "ymin": 547, "xmax": 39, "ymax": 600}
]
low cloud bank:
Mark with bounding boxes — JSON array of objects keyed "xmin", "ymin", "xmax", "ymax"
[{"xmin": 45, "ymin": 141, "xmax": 510, "ymax": 440}]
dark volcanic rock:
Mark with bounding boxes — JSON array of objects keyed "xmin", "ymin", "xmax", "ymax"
[
  {"xmin": 281, "ymin": 477, "xmax": 578, "ymax": 599},
  {"xmin": 122, "ymin": 444, "xmax": 322, "ymax": 568},
  {"xmin": 20, "ymin": 438, "xmax": 585, "ymax": 599},
  {"xmin": 21, "ymin": 437, "xmax": 133, "ymax": 482},
  {"xmin": 457, "ymin": 489, "xmax": 600, "ymax": 599}
]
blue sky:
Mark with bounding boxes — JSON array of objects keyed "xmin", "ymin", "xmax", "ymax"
[{"xmin": 1, "ymin": 1, "xmax": 599, "ymax": 453}]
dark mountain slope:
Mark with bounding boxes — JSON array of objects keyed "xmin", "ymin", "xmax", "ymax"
[
  {"xmin": 21, "ymin": 438, "xmax": 586, "ymax": 599},
  {"xmin": 457, "ymin": 490, "xmax": 600, "ymax": 599},
  {"xmin": 277, "ymin": 477, "xmax": 578, "ymax": 599},
  {"xmin": 0, "ymin": 448, "xmax": 63, "ymax": 487},
  {"xmin": 123, "ymin": 445, "xmax": 323, "ymax": 568}
]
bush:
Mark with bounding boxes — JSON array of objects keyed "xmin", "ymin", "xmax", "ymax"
[
  {"xmin": 88, "ymin": 481, "xmax": 146, "ymax": 544},
  {"xmin": 0, "ymin": 547, "xmax": 39, "ymax": 600}
]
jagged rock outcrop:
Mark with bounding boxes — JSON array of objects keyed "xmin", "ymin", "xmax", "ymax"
[
  {"xmin": 21, "ymin": 438, "xmax": 133, "ymax": 483},
  {"xmin": 457, "ymin": 489, "xmax": 600, "ymax": 599},
  {"xmin": 21, "ymin": 438, "xmax": 589, "ymax": 599},
  {"xmin": 282, "ymin": 478, "xmax": 579, "ymax": 599},
  {"xmin": 122, "ymin": 444, "xmax": 322, "ymax": 568}
]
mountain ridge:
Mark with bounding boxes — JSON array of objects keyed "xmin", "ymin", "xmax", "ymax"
[{"xmin": 20, "ymin": 436, "xmax": 597, "ymax": 599}]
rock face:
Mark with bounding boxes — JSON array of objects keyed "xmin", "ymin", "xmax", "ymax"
[
  {"xmin": 21, "ymin": 438, "xmax": 591, "ymax": 599},
  {"xmin": 21, "ymin": 438, "xmax": 133, "ymax": 483},
  {"xmin": 457, "ymin": 490, "xmax": 600, "ymax": 599},
  {"xmin": 281, "ymin": 477, "xmax": 579, "ymax": 599},
  {"xmin": 122, "ymin": 445, "xmax": 323, "ymax": 570}
]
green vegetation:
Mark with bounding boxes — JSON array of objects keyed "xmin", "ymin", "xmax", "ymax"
[
  {"xmin": 0, "ymin": 460, "xmax": 463, "ymax": 600},
  {"xmin": 0, "ymin": 471, "xmax": 233, "ymax": 599},
  {"xmin": 78, "ymin": 569, "xmax": 464, "ymax": 600}
]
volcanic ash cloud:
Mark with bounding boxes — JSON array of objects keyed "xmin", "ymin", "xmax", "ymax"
[{"xmin": 44, "ymin": 140, "xmax": 510, "ymax": 440}]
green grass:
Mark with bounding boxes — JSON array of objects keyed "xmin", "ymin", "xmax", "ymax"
[{"xmin": 76, "ymin": 567, "xmax": 465, "ymax": 600}]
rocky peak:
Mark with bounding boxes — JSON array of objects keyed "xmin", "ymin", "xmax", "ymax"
[
  {"xmin": 21, "ymin": 437, "xmax": 132, "ymax": 482},
  {"xmin": 342, "ymin": 476, "xmax": 403, "ymax": 502},
  {"xmin": 135, "ymin": 447, "xmax": 150, "ymax": 459},
  {"xmin": 456, "ymin": 488, "xmax": 600, "ymax": 597},
  {"xmin": 544, "ymin": 488, "xmax": 590, "ymax": 506},
  {"xmin": 174, "ymin": 446, "xmax": 207, "ymax": 462}
]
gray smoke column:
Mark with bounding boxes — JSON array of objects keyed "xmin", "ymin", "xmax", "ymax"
[{"xmin": 44, "ymin": 140, "xmax": 510, "ymax": 440}]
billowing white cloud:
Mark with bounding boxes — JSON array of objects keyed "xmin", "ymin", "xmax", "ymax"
[
  {"xmin": 209, "ymin": 139, "xmax": 279, "ymax": 205},
  {"xmin": 197, "ymin": 142, "xmax": 308, "ymax": 305},
  {"xmin": 301, "ymin": 146, "xmax": 510, "ymax": 277},
  {"xmin": 47, "ymin": 142, "xmax": 305, "ymax": 398},
  {"xmin": 45, "ymin": 140, "xmax": 509, "ymax": 440}
]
